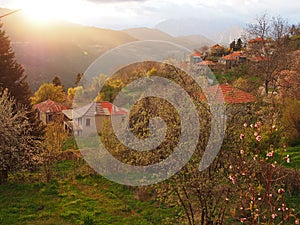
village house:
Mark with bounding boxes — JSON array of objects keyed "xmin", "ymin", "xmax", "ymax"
[
  {"xmin": 218, "ymin": 51, "xmax": 247, "ymax": 68},
  {"xmin": 190, "ymin": 50, "xmax": 203, "ymax": 64},
  {"xmin": 62, "ymin": 102, "xmax": 127, "ymax": 137},
  {"xmin": 33, "ymin": 99, "xmax": 68, "ymax": 124}
]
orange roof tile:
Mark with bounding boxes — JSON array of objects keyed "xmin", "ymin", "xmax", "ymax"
[
  {"xmin": 190, "ymin": 51, "xmax": 203, "ymax": 57},
  {"xmin": 197, "ymin": 60, "xmax": 217, "ymax": 66},
  {"xmin": 33, "ymin": 99, "xmax": 68, "ymax": 113},
  {"xmin": 201, "ymin": 84, "xmax": 256, "ymax": 104},
  {"xmin": 248, "ymin": 37, "xmax": 265, "ymax": 44}
]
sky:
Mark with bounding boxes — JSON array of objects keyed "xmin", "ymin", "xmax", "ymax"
[{"xmin": 0, "ymin": 0, "xmax": 299, "ymax": 31}]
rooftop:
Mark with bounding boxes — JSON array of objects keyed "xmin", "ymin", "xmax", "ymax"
[
  {"xmin": 201, "ymin": 84, "xmax": 256, "ymax": 104},
  {"xmin": 33, "ymin": 99, "xmax": 68, "ymax": 113}
]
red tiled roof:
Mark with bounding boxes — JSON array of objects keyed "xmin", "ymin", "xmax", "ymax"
[
  {"xmin": 100, "ymin": 102, "xmax": 128, "ymax": 115},
  {"xmin": 201, "ymin": 84, "xmax": 256, "ymax": 104},
  {"xmin": 222, "ymin": 55, "xmax": 237, "ymax": 60},
  {"xmin": 248, "ymin": 37, "xmax": 265, "ymax": 44},
  {"xmin": 198, "ymin": 60, "xmax": 217, "ymax": 66},
  {"xmin": 190, "ymin": 51, "xmax": 203, "ymax": 57},
  {"xmin": 33, "ymin": 99, "xmax": 67, "ymax": 113},
  {"xmin": 231, "ymin": 51, "xmax": 243, "ymax": 56}
]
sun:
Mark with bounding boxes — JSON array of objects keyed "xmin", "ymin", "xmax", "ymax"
[{"xmin": 22, "ymin": 0, "xmax": 76, "ymax": 23}]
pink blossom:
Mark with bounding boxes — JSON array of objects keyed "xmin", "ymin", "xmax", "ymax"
[
  {"xmin": 240, "ymin": 149, "xmax": 245, "ymax": 155},
  {"xmin": 243, "ymin": 123, "xmax": 247, "ymax": 127},
  {"xmin": 266, "ymin": 151, "xmax": 274, "ymax": 157},
  {"xmin": 254, "ymin": 131, "xmax": 259, "ymax": 136},
  {"xmin": 278, "ymin": 188, "xmax": 285, "ymax": 194},
  {"xmin": 250, "ymin": 124, "xmax": 254, "ymax": 128},
  {"xmin": 256, "ymin": 135, "xmax": 262, "ymax": 141},
  {"xmin": 287, "ymin": 158, "xmax": 290, "ymax": 163},
  {"xmin": 295, "ymin": 219, "xmax": 299, "ymax": 224},
  {"xmin": 240, "ymin": 218, "xmax": 247, "ymax": 223},
  {"xmin": 229, "ymin": 175, "xmax": 236, "ymax": 184},
  {"xmin": 240, "ymin": 134, "xmax": 245, "ymax": 140},
  {"xmin": 229, "ymin": 165, "xmax": 233, "ymax": 169},
  {"xmin": 271, "ymin": 213, "xmax": 277, "ymax": 219}
]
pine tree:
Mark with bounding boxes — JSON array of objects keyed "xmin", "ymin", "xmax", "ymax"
[
  {"xmin": 0, "ymin": 23, "xmax": 31, "ymax": 105},
  {"xmin": 52, "ymin": 76, "xmax": 62, "ymax": 87},
  {"xmin": 230, "ymin": 40, "xmax": 236, "ymax": 51},
  {"xmin": 236, "ymin": 38, "xmax": 243, "ymax": 51},
  {"xmin": 0, "ymin": 23, "xmax": 44, "ymax": 148}
]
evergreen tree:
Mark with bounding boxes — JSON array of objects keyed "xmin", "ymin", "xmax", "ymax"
[
  {"xmin": 230, "ymin": 40, "xmax": 236, "ymax": 51},
  {"xmin": 0, "ymin": 23, "xmax": 44, "ymax": 146},
  {"xmin": 236, "ymin": 38, "xmax": 243, "ymax": 51},
  {"xmin": 0, "ymin": 23, "xmax": 31, "ymax": 105},
  {"xmin": 52, "ymin": 76, "xmax": 62, "ymax": 87},
  {"xmin": 75, "ymin": 73, "xmax": 83, "ymax": 86}
]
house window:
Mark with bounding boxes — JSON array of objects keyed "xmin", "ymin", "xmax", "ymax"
[
  {"xmin": 78, "ymin": 118, "xmax": 82, "ymax": 126},
  {"xmin": 86, "ymin": 118, "xmax": 91, "ymax": 127}
]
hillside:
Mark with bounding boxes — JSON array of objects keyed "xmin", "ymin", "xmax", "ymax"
[
  {"xmin": 123, "ymin": 27, "xmax": 173, "ymax": 41},
  {"xmin": 0, "ymin": 8, "xmax": 137, "ymax": 90},
  {"xmin": 123, "ymin": 27, "xmax": 215, "ymax": 50}
]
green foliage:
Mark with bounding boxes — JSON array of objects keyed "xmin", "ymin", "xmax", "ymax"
[
  {"xmin": 43, "ymin": 121, "xmax": 67, "ymax": 182},
  {"xmin": 31, "ymin": 83, "xmax": 66, "ymax": 105},
  {"xmin": 281, "ymin": 100, "xmax": 300, "ymax": 146}
]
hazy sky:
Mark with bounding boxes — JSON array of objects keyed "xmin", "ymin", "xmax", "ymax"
[{"xmin": 0, "ymin": 0, "xmax": 299, "ymax": 30}]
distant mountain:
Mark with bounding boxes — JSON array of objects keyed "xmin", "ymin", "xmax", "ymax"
[
  {"xmin": 155, "ymin": 18, "xmax": 241, "ymax": 37},
  {"xmin": 173, "ymin": 35, "xmax": 215, "ymax": 50},
  {"xmin": 211, "ymin": 26, "xmax": 245, "ymax": 46},
  {"xmin": 123, "ymin": 27, "xmax": 173, "ymax": 41},
  {"xmin": 123, "ymin": 27, "xmax": 215, "ymax": 50},
  {"xmin": 0, "ymin": 8, "xmax": 136, "ymax": 91}
]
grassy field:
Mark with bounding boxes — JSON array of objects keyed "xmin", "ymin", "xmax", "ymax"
[
  {"xmin": 1, "ymin": 143, "xmax": 299, "ymax": 225},
  {"xmin": 286, "ymin": 145, "xmax": 300, "ymax": 169},
  {"xmin": 0, "ymin": 161, "xmax": 178, "ymax": 225}
]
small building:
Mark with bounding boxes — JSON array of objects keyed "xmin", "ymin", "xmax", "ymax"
[
  {"xmin": 247, "ymin": 37, "xmax": 265, "ymax": 50},
  {"xmin": 33, "ymin": 99, "xmax": 68, "ymax": 124},
  {"xmin": 190, "ymin": 50, "xmax": 203, "ymax": 64},
  {"xmin": 218, "ymin": 51, "xmax": 247, "ymax": 68},
  {"xmin": 63, "ymin": 102, "xmax": 127, "ymax": 137}
]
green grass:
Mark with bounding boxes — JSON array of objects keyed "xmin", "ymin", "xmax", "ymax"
[
  {"xmin": 0, "ymin": 162, "xmax": 177, "ymax": 225},
  {"xmin": 286, "ymin": 146, "xmax": 300, "ymax": 169}
]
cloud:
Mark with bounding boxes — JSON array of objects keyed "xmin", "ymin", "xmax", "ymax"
[{"xmin": 85, "ymin": 0, "xmax": 148, "ymax": 3}]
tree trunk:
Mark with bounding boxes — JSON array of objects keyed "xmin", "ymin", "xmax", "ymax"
[{"xmin": 0, "ymin": 169, "xmax": 8, "ymax": 184}]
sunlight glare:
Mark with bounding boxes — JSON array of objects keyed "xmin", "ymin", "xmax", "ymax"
[{"xmin": 22, "ymin": 0, "xmax": 77, "ymax": 23}]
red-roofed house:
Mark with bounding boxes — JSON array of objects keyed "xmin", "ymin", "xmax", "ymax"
[
  {"xmin": 190, "ymin": 50, "xmax": 203, "ymax": 64},
  {"xmin": 33, "ymin": 99, "xmax": 68, "ymax": 124},
  {"xmin": 201, "ymin": 84, "xmax": 256, "ymax": 104},
  {"xmin": 218, "ymin": 51, "xmax": 247, "ymax": 68},
  {"xmin": 248, "ymin": 37, "xmax": 265, "ymax": 50},
  {"xmin": 63, "ymin": 102, "xmax": 127, "ymax": 136}
]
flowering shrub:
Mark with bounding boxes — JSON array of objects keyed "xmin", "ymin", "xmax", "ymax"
[{"xmin": 229, "ymin": 121, "xmax": 299, "ymax": 224}]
